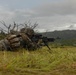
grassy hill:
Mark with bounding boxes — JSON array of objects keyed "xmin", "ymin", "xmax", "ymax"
[
  {"xmin": 0, "ymin": 46, "xmax": 76, "ymax": 75},
  {"xmin": 41, "ymin": 30, "xmax": 76, "ymax": 46},
  {"xmin": 42, "ymin": 30, "xmax": 76, "ymax": 39}
]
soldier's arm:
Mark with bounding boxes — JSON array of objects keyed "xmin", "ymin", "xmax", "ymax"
[
  {"xmin": 20, "ymin": 33, "xmax": 33, "ymax": 44},
  {"xmin": 6, "ymin": 34, "xmax": 20, "ymax": 49}
]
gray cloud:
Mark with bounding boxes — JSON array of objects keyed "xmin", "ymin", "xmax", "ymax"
[
  {"xmin": 32, "ymin": 0, "xmax": 76, "ymax": 17},
  {"xmin": 31, "ymin": 0, "xmax": 76, "ymax": 31},
  {"xmin": 0, "ymin": 0, "xmax": 76, "ymax": 31}
]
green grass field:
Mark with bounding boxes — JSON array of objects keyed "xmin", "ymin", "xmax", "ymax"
[{"xmin": 0, "ymin": 46, "xmax": 76, "ymax": 75}]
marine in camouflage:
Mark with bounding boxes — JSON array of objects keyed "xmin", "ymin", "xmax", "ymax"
[{"xmin": 0, "ymin": 27, "xmax": 38, "ymax": 50}]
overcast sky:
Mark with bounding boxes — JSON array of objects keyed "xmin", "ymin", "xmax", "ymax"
[{"xmin": 0, "ymin": 0, "xmax": 76, "ymax": 32}]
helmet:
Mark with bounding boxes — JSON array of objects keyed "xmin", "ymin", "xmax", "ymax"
[
  {"xmin": 20, "ymin": 28, "xmax": 34, "ymax": 36},
  {"xmin": 26, "ymin": 28, "xmax": 34, "ymax": 36}
]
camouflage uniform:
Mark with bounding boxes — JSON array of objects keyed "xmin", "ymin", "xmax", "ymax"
[
  {"xmin": 0, "ymin": 39, "xmax": 12, "ymax": 50},
  {"xmin": 6, "ymin": 35, "xmax": 20, "ymax": 50},
  {"xmin": 19, "ymin": 28, "xmax": 37, "ymax": 50},
  {"xmin": 0, "ymin": 34, "xmax": 20, "ymax": 51}
]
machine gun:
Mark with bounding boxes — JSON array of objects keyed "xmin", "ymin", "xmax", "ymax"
[
  {"xmin": 16, "ymin": 33, "xmax": 55, "ymax": 51},
  {"xmin": 31, "ymin": 34, "xmax": 55, "ymax": 50}
]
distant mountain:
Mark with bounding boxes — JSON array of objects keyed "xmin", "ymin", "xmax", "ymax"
[{"xmin": 41, "ymin": 30, "xmax": 76, "ymax": 40}]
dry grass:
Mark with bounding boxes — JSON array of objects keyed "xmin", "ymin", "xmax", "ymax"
[{"xmin": 0, "ymin": 46, "xmax": 76, "ymax": 75}]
